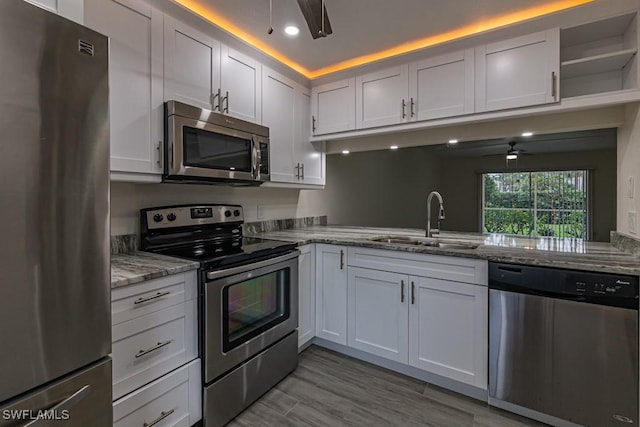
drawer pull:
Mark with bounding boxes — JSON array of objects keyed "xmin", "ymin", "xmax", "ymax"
[
  {"xmin": 135, "ymin": 340, "xmax": 172, "ymax": 358},
  {"xmin": 134, "ymin": 291, "xmax": 171, "ymax": 306},
  {"xmin": 143, "ymin": 408, "xmax": 175, "ymax": 427}
]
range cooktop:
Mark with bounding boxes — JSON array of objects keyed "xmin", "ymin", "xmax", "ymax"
[{"xmin": 140, "ymin": 204, "xmax": 296, "ymax": 270}]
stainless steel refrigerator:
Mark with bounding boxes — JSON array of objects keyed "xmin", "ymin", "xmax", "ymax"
[{"xmin": 0, "ymin": 1, "xmax": 112, "ymax": 425}]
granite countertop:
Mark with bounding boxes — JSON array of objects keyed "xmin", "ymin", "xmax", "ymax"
[
  {"xmin": 111, "ymin": 251, "xmax": 199, "ymax": 288},
  {"xmin": 252, "ymin": 226, "xmax": 640, "ymax": 275}
]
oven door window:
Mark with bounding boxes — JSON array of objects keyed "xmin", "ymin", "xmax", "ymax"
[
  {"xmin": 183, "ymin": 126, "xmax": 252, "ymax": 172},
  {"xmin": 222, "ymin": 268, "xmax": 290, "ymax": 352}
]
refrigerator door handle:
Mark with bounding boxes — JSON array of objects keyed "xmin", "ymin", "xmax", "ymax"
[{"xmin": 22, "ymin": 385, "xmax": 91, "ymax": 426}]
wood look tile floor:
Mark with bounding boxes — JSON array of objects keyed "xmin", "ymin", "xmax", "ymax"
[{"xmin": 228, "ymin": 345, "xmax": 547, "ymax": 427}]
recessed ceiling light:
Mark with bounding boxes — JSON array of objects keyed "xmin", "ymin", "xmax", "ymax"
[
  {"xmin": 521, "ymin": 132, "xmax": 533, "ymax": 137},
  {"xmin": 448, "ymin": 139, "xmax": 458, "ymax": 144},
  {"xmin": 389, "ymin": 145, "xmax": 398, "ymax": 150},
  {"xmin": 284, "ymin": 26, "xmax": 299, "ymax": 36},
  {"xmin": 506, "ymin": 154, "xmax": 518, "ymax": 160},
  {"xmin": 342, "ymin": 150, "xmax": 350, "ymax": 155}
]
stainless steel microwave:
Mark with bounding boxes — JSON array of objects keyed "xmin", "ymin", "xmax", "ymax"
[{"xmin": 164, "ymin": 101, "xmax": 269, "ymax": 185}]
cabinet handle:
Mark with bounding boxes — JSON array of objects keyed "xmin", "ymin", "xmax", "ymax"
[
  {"xmin": 295, "ymin": 163, "xmax": 300, "ymax": 179},
  {"xmin": 312, "ymin": 115, "xmax": 316, "ymax": 133},
  {"xmin": 411, "ymin": 281, "xmax": 415, "ymax": 304},
  {"xmin": 401, "ymin": 280, "xmax": 405, "ymax": 303},
  {"xmin": 143, "ymin": 409, "xmax": 175, "ymax": 427},
  {"xmin": 551, "ymin": 72, "xmax": 557, "ymax": 100},
  {"xmin": 301, "ymin": 163, "xmax": 304, "ymax": 180},
  {"xmin": 133, "ymin": 291, "xmax": 171, "ymax": 306},
  {"xmin": 222, "ymin": 91, "xmax": 229, "ymax": 113},
  {"xmin": 156, "ymin": 141, "xmax": 162, "ymax": 169},
  {"xmin": 340, "ymin": 249, "xmax": 344, "ymax": 270},
  {"xmin": 212, "ymin": 89, "xmax": 221, "ymax": 111},
  {"xmin": 410, "ymin": 97, "xmax": 415, "ymax": 117},
  {"xmin": 135, "ymin": 340, "xmax": 172, "ymax": 358},
  {"xmin": 402, "ymin": 99, "xmax": 406, "ymax": 119}
]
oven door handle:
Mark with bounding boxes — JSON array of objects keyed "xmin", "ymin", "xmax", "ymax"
[{"xmin": 206, "ymin": 250, "xmax": 300, "ymax": 281}]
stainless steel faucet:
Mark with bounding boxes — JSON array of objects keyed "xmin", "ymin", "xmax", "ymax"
[{"xmin": 426, "ymin": 191, "xmax": 445, "ymax": 238}]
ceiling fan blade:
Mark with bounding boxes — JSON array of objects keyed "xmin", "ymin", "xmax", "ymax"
[{"xmin": 297, "ymin": 0, "xmax": 332, "ymax": 39}]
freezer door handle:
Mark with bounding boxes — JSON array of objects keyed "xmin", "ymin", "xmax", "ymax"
[{"xmin": 22, "ymin": 385, "xmax": 91, "ymax": 426}]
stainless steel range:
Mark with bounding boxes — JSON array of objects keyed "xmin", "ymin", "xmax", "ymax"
[{"xmin": 141, "ymin": 205, "xmax": 299, "ymax": 426}]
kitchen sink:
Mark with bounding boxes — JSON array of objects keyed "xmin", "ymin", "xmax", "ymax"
[{"xmin": 369, "ymin": 236, "xmax": 479, "ymax": 250}]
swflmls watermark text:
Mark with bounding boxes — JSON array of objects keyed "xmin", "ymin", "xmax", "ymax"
[{"xmin": 2, "ymin": 409, "xmax": 70, "ymax": 421}]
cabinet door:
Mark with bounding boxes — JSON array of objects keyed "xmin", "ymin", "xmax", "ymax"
[
  {"xmin": 356, "ymin": 65, "xmax": 409, "ymax": 129},
  {"xmin": 297, "ymin": 245, "xmax": 316, "ymax": 349},
  {"xmin": 409, "ymin": 49, "xmax": 474, "ymax": 121},
  {"xmin": 262, "ymin": 66, "xmax": 295, "ymax": 183},
  {"xmin": 475, "ymin": 29, "xmax": 559, "ymax": 112},
  {"xmin": 85, "ymin": 0, "xmax": 163, "ymax": 176},
  {"xmin": 315, "ymin": 245, "xmax": 348, "ymax": 345},
  {"xmin": 295, "ymin": 87, "xmax": 325, "ymax": 186},
  {"xmin": 311, "ymin": 78, "xmax": 355, "ymax": 135},
  {"xmin": 347, "ymin": 268, "xmax": 408, "ymax": 363},
  {"xmin": 220, "ymin": 45, "xmax": 261, "ymax": 123},
  {"xmin": 408, "ymin": 277, "xmax": 488, "ymax": 389},
  {"xmin": 27, "ymin": 0, "xmax": 83, "ymax": 24},
  {"xmin": 164, "ymin": 15, "xmax": 220, "ymax": 110}
]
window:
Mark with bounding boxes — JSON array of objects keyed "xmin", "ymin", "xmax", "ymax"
[{"xmin": 482, "ymin": 170, "xmax": 589, "ymax": 238}]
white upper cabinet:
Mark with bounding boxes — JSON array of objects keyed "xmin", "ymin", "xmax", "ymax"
[
  {"xmin": 263, "ymin": 66, "xmax": 325, "ymax": 187},
  {"xmin": 295, "ymin": 87, "xmax": 325, "ymax": 186},
  {"xmin": 85, "ymin": 0, "xmax": 163, "ymax": 179},
  {"xmin": 311, "ymin": 78, "xmax": 356, "ymax": 135},
  {"xmin": 409, "ymin": 49, "xmax": 475, "ymax": 121},
  {"xmin": 347, "ymin": 267, "xmax": 409, "ymax": 363},
  {"xmin": 408, "ymin": 276, "xmax": 488, "ymax": 389},
  {"xmin": 164, "ymin": 15, "xmax": 220, "ymax": 110},
  {"xmin": 356, "ymin": 65, "xmax": 409, "ymax": 128},
  {"xmin": 26, "ymin": 0, "xmax": 83, "ymax": 24},
  {"xmin": 475, "ymin": 29, "xmax": 560, "ymax": 112},
  {"xmin": 262, "ymin": 66, "xmax": 296, "ymax": 183},
  {"xmin": 220, "ymin": 46, "xmax": 262, "ymax": 122}
]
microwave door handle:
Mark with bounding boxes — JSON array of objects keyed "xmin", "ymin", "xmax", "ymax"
[
  {"xmin": 251, "ymin": 138, "xmax": 259, "ymax": 180},
  {"xmin": 255, "ymin": 140, "xmax": 262, "ymax": 181}
]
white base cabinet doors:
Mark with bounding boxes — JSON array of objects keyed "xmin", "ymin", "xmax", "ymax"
[
  {"xmin": 347, "ymin": 267, "xmax": 408, "ymax": 363},
  {"xmin": 408, "ymin": 277, "xmax": 488, "ymax": 389},
  {"xmin": 315, "ymin": 244, "xmax": 348, "ymax": 345},
  {"xmin": 298, "ymin": 245, "xmax": 316, "ymax": 349}
]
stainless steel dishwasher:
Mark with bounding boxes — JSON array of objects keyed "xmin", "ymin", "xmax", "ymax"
[{"xmin": 489, "ymin": 262, "xmax": 638, "ymax": 427}]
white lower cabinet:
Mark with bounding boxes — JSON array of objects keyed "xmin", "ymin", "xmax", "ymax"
[
  {"xmin": 111, "ymin": 270, "xmax": 201, "ymax": 424},
  {"xmin": 298, "ymin": 244, "xmax": 316, "ymax": 349},
  {"xmin": 408, "ymin": 276, "xmax": 488, "ymax": 389},
  {"xmin": 315, "ymin": 244, "xmax": 348, "ymax": 345},
  {"xmin": 347, "ymin": 267, "xmax": 408, "ymax": 363},
  {"xmin": 113, "ymin": 359, "xmax": 201, "ymax": 427},
  {"xmin": 345, "ymin": 247, "xmax": 488, "ymax": 390}
]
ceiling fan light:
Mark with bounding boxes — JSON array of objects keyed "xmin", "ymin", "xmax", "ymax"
[{"xmin": 506, "ymin": 153, "xmax": 518, "ymax": 160}]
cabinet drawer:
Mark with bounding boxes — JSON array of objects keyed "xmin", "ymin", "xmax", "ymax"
[
  {"xmin": 113, "ymin": 359, "xmax": 202, "ymax": 427},
  {"xmin": 112, "ymin": 301, "xmax": 197, "ymax": 400},
  {"xmin": 347, "ymin": 247, "xmax": 487, "ymax": 285},
  {"xmin": 112, "ymin": 271, "xmax": 197, "ymax": 326}
]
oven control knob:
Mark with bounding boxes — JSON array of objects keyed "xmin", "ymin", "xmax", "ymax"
[
  {"xmin": 152, "ymin": 213, "xmax": 164, "ymax": 223},
  {"xmin": 167, "ymin": 213, "xmax": 177, "ymax": 222},
  {"xmin": 233, "ymin": 210, "xmax": 241, "ymax": 217},
  {"xmin": 224, "ymin": 210, "xmax": 232, "ymax": 218}
]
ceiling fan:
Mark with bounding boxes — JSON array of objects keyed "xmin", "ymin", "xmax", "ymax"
[
  {"xmin": 485, "ymin": 141, "xmax": 533, "ymax": 160},
  {"xmin": 296, "ymin": 0, "xmax": 332, "ymax": 39}
]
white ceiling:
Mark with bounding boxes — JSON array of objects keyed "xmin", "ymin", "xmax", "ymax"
[{"xmin": 191, "ymin": 0, "xmax": 569, "ymax": 72}]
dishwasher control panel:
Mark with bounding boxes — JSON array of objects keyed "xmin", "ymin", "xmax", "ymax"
[
  {"xmin": 566, "ymin": 273, "xmax": 638, "ymax": 298},
  {"xmin": 489, "ymin": 262, "xmax": 639, "ymax": 309}
]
